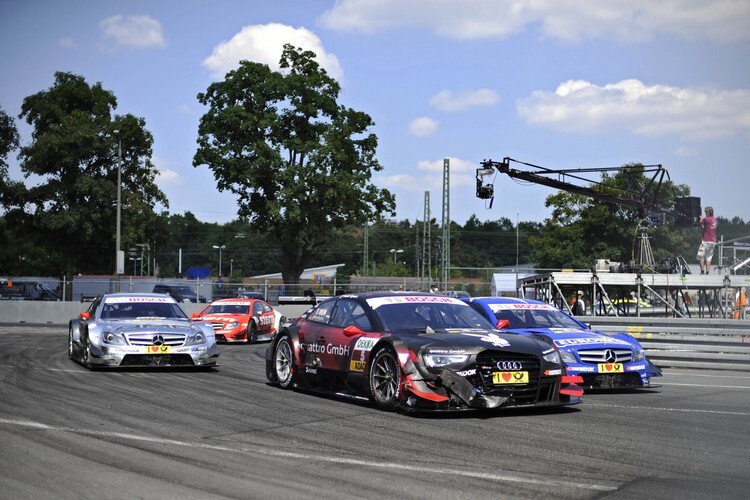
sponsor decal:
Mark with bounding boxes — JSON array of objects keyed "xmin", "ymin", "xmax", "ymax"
[
  {"xmin": 145, "ymin": 345, "xmax": 171, "ymax": 354},
  {"xmin": 544, "ymin": 369, "xmax": 562, "ymax": 376},
  {"xmin": 305, "ymin": 367, "xmax": 318, "ymax": 374},
  {"xmin": 626, "ymin": 364, "xmax": 646, "ymax": 371},
  {"xmin": 105, "ymin": 296, "xmax": 174, "ymax": 304},
  {"xmin": 567, "ymin": 365, "xmax": 596, "ymax": 372},
  {"xmin": 426, "ymin": 348, "xmax": 467, "ymax": 354},
  {"xmin": 354, "ymin": 337, "xmax": 378, "ymax": 351},
  {"xmin": 350, "ymin": 360, "xmax": 366, "ymax": 372},
  {"xmin": 367, "ymin": 295, "xmax": 465, "ymax": 309},
  {"xmin": 299, "ymin": 342, "xmax": 350, "ymax": 357},
  {"xmin": 488, "ymin": 303, "xmax": 556, "ymax": 312},
  {"xmin": 492, "ymin": 371, "xmax": 529, "ymax": 384},
  {"xmin": 455, "ymin": 368, "xmax": 476, "ymax": 377},
  {"xmin": 258, "ymin": 314, "xmax": 273, "ymax": 327},
  {"xmin": 460, "ymin": 332, "xmax": 511, "ymax": 347},
  {"xmin": 554, "ymin": 336, "xmax": 632, "ymax": 347},
  {"xmin": 598, "ymin": 363, "xmax": 624, "ymax": 373}
]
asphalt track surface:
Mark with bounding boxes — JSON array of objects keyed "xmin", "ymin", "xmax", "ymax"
[{"xmin": 1, "ymin": 325, "xmax": 749, "ymax": 500}]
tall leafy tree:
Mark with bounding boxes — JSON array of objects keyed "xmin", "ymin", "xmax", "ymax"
[
  {"xmin": 195, "ymin": 44, "xmax": 395, "ymax": 284},
  {"xmin": 0, "ymin": 107, "xmax": 22, "ymax": 209},
  {"xmin": 8, "ymin": 71, "xmax": 167, "ymax": 277}
]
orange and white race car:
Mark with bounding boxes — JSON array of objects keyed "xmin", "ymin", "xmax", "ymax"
[{"xmin": 191, "ymin": 298, "xmax": 285, "ymax": 343}]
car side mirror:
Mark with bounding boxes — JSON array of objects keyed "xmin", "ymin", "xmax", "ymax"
[
  {"xmin": 495, "ymin": 319, "xmax": 510, "ymax": 330},
  {"xmin": 80, "ymin": 311, "xmax": 91, "ymax": 321},
  {"xmin": 343, "ymin": 325, "xmax": 366, "ymax": 337},
  {"xmin": 190, "ymin": 313, "xmax": 201, "ymax": 321}
]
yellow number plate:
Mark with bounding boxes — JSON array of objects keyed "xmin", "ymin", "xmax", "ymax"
[
  {"xmin": 145, "ymin": 345, "xmax": 172, "ymax": 354},
  {"xmin": 492, "ymin": 371, "xmax": 529, "ymax": 384},
  {"xmin": 598, "ymin": 363, "xmax": 623, "ymax": 373},
  {"xmin": 350, "ymin": 360, "xmax": 366, "ymax": 372}
]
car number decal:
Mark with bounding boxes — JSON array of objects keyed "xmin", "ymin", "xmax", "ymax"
[
  {"xmin": 145, "ymin": 345, "xmax": 172, "ymax": 354},
  {"xmin": 598, "ymin": 363, "xmax": 623, "ymax": 373},
  {"xmin": 492, "ymin": 371, "xmax": 529, "ymax": 384},
  {"xmin": 350, "ymin": 360, "xmax": 366, "ymax": 372}
]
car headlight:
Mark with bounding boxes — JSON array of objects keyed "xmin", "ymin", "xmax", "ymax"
[
  {"xmin": 559, "ymin": 349, "xmax": 577, "ymax": 364},
  {"xmin": 101, "ymin": 331, "xmax": 126, "ymax": 346},
  {"xmin": 423, "ymin": 353, "xmax": 470, "ymax": 368},
  {"xmin": 542, "ymin": 350, "xmax": 561, "ymax": 364},
  {"xmin": 632, "ymin": 347, "xmax": 645, "ymax": 361},
  {"xmin": 226, "ymin": 320, "xmax": 239, "ymax": 329},
  {"xmin": 185, "ymin": 332, "xmax": 207, "ymax": 346}
]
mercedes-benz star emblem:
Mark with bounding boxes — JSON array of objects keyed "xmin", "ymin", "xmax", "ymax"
[
  {"xmin": 604, "ymin": 349, "xmax": 617, "ymax": 363},
  {"xmin": 152, "ymin": 334, "xmax": 164, "ymax": 346}
]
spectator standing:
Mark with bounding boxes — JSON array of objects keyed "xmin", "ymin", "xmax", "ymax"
[
  {"xmin": 697, "ymin": 206, "xmax": 718, "ymax": 274},
  {"xmin": 735, "ymin": 287, "xmax": 747, "ymax": 320},
  {"xmin": 571, "ymin": 290, "xmax": 586, "ymax": 316}
]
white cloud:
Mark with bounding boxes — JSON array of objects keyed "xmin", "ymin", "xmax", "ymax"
[
  {"xmin": 429, "ymin": 89, "xmax": 500, "ymax": 112},
  {"xmin": 408, "ymin": 117, "xmax": 439, "ymax": 137},
  {"xmin": 155, "ymin": 168, "xmax": 182, "ymax": 186},
  {"xmin": 99, "ymin": 15, "xmax": 166, "ymax": 49},
  {"xmin": 517, "ymin": 79, "xmax": 750, "ymax": 140},
  {"xmin": 58, "ymin": 36, "xmax": 76, "ymax": 49},
  {"xmin": 674, "ymin": 147, "xmax": 697, "ymax": 157},
  {"xmin": 319, "ymin": 0, "xmax": 750, "ymax": 43},
  {"xmin": 203, "ymin": 23, "xmax": 343, "ymax": 80},
  {"xmin": 376, "ymin": 158, "xmax": 476, "ymax": 194}
]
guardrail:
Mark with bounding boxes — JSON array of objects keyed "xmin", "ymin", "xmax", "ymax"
[
  {"xmin": 2, "ymin": 301, "xmax": 748, "ymax": 372},
  {"xmin": 585, "ymin": 316, "xmax": 750, "ymax": 371}
]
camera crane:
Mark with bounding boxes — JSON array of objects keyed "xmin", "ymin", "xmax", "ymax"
[{"xmin": 476, "ymin": 157, "xmax": 696, "ymax": 270}]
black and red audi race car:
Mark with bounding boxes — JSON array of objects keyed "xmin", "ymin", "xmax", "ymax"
[{"xmin": 266, "ymin": 292, "xmax": 583, "ymax": 412}]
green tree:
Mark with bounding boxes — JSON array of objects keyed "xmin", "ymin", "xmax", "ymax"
[
  {"xmin": 7, "ymin": 72, "xmax": 167, "ymax": 277},
  {"xmin": 195, "ymin": 44, "xmax": 395, "ymax": 285}
]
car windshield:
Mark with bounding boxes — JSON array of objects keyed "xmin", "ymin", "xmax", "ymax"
[
  {"xmin": 203, "ymin": 304, "xmax": 250, "ymax": 315},
  {"xmin": 368, "ymin": 296, "xmax": 493, "ymax": 332},
  {"xmin": 100, "ymin": 299, "xmax": 188, "ymax": 320},
  {"xmin": 488, "ymin": 304, "xmax": 582, "ymax": 329}
]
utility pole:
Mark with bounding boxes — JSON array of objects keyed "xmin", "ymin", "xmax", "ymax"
[{"xmin": 441, "ymin": 158, "xmax": 450, "ymax": 291}]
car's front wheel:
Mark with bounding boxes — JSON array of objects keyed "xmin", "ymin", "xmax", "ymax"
[
  {"xmin": 67, "ymin": 328, "xmax": 75, "ymax": 360},
  {"xmin": 246, "ymin": 321, "xmax": 257, "ymax": 344},
  {"xmin": 81, "ymin": 335, "xmax": 92, "ymax": 369},
  {"xmin": 369, "ymin": 346, "xmax": 401, "ymax": 411},
  {"xmin": 273, "ymin": 335, "xmax": 295, "ymax": 388}
]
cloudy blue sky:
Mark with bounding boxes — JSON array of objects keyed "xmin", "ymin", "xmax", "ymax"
[{"xmin": 1, "ymin": 0, "xmax": 748, "ymax": 226}]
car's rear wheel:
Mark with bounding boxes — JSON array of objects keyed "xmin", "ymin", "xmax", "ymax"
[
  {"xmin": 273, "ymin": 335, "xmax": 295, "ymax": 388},
  {"xmin": 369, "ymin": 346, "xmax": 401, "ymax": 411},
  {"xmin": 247, "ymin": 321, "xmax": 257, "ymax": 344}
]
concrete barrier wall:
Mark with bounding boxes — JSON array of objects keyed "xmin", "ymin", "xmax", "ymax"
[{"xmin": 0, "ymin": 301, "xmax": 312, "ymax": 325}]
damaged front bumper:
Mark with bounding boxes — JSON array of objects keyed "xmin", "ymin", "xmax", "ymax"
[{"xmin": 400, "ymin": 368, "xmax": 583, "ymax": 411}]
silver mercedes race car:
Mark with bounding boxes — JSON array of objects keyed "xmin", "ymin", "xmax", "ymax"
[{"xmin": 68, "ymin": 293, "xmax": 219, "ymax": 369}]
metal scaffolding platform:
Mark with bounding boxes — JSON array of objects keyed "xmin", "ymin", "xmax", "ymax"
[{"xmin": 519, "ymin": 271, "xmax": 750, "ymax": 319}]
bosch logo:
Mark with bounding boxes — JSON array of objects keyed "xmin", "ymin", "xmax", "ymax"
[
  {"xmin": 604, "ymin": 349, "xmax": 617, "ymax": 363},
  {"xmin": 496, "ymin": 360, "xmax": 523, "ymax": 371}
]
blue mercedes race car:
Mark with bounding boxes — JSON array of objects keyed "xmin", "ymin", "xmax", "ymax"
[{"xmin": 464, "ymin": 297, "xmax": 662, "ymax": 390}]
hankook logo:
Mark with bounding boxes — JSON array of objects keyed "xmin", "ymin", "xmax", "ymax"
[
  {"xmin": 604, "ymin": 349, "xmax": 617, "ymax": 363},
  {"xmin": 496, "ymin": 360, "xmax": 523, "ymax": 371}
]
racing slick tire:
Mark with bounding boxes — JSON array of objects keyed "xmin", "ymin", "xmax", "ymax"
[
  {"xmin": 272, "ymin": 335, "xmax": 296, "ymax": 389},
  {"xmin": 247, "ymin": 321, "xmax": 258, "ymax": 344},
  {"xmin": 68, "ymin": 327, "xmax": 75, "ymax": 360},
  {"xmin": 368, "ymin": 346, "xmax": 401, "ymax": 411},
  {"xmin": 81, "ymin": 335, "xmax": 92, "ymax": 369}
]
